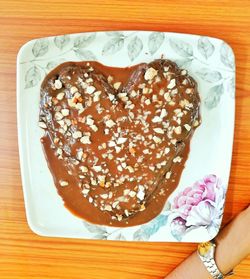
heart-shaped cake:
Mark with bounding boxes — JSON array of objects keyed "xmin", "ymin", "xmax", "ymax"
[{"xmin": 39, "ymin": 59, "xmax": 200, "ymax": 227}]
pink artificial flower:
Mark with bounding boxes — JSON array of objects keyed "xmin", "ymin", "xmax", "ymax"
[{"xmin": 172, "ymin": 175, "xmax": 222, "ymax": 225}]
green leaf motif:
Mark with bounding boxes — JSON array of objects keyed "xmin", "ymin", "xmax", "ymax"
[
  {"xmin": 169, "ymin": 38, "xmax": 193, "ymax": 57},
  {"xmin": 220, "ymin": 43, "xmax": 235, "ymax": 70},
  {"xmin": 148, "ymin": 32, "xmax": 165, "ymax": 55},
  {"xmin": 133, "ymin": 214, "xmax": 168, "ymax": 240},
  {"xmin": 74, "ymin": 49, "xmax": 96, "ymax": 60},
  {"xmin": 32, "ymin": 39, "xmax": 49, "ymax": 57},
  {"xmin": 127, "ymin": 36, "xmax": 143, "ymax": 61},
  {"xmin": 46, "ymin": 59, "xmax": 66, "ymax": 71},
  {"xmin": 228, "ymin": 77, "xmax": 235, "ymax": 98},
  {"xmin": 204, "ymin": 83, "xmax": 224, "ymax": 109},
  {"xmin": 105, "ymin": 31, "xmax": 124, "ymax": 38},
  {"xmin": 175, "ymin": 58, "xmax": 193, "ymax": 69},
  {"xmin": 114, "ymin": 233, "xmax": 126, "ymax": 241},
  {"xmin": 102, "ymin": 37, "xmax": 124, "ymax": 56},
  {"xmin": 74, "ymin": 33, "xmax": 96, "ymax": 49},
  {"xmin": 25, "ymin": 66, "xmax": 41, "ymax": 88},
  {"xmin": 83, "ymin": 221, "xmax": 107, "ymax": 239},
  {"xmin": 197, "ymin": 37, "xmax": 215, "ymax": 59},
  {"xmin": 54, "ymin": 35, "xmax": 70, "ymax": 50},
  {"xmin": 196, "ymin": 68, "xmax": 222, "ymax": 83}
]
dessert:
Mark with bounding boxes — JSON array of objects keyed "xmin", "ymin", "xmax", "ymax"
[{"xmin": 39, "ymin": 59, "xmax": 200, "ymax": 227}]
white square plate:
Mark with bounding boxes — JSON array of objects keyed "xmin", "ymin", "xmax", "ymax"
[{"xmin": 17, "ymin": 31, "xmax": 235, "ymax": 242}]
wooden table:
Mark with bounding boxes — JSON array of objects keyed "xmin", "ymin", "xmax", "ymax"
[{"xmin": 0, "ymin": 0, "xmax": 250, "ymax": 278}]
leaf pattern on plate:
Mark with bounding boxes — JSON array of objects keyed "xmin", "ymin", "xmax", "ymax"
[
  {"xmin": 148, "ymin": 32, "xmax": 165, "ymax": 55},
  {"xmin": 133, "ymin": 214, "xmax": 168, "ymax": 240},
  {"xmin": 169, "ymin": 38, "xmax": 193, "ymax": 57},
  {"xmin": 102, "ymin": 37, "xmax": 124, "ymax": 56},
  {"xmin": 32, "ymin": 39, "xmax": 49, "ymax": 57},
  {"xmin": 105, "ymin": 31, "xmax": 124, "ymax": 37},
  {"xmin": 197, "ymin": 37, "xmax": 215, "ymax": 59},
  {"xmin": 25, "ymin": 66, "xmax": 41, "ymax": 88},
  {"xmin": 170, "ymin": 217, "xmax": 186, "ymax": 241},
  {"xmin": 114, "ymin": 233, "xmax": 126, "ymax": 241},
  {"xmin": 220, "ymin": 42, "xmax": 235, "ymax": 70},
  {"xmin": 127, "ymin": 36, "xmax": 143, "ymax": 61},
  {"xmin": 204, "ymin": 83, "xmax": 224, "ymax": 109},
  {"xmin": 74, "ymin": 33, "xmax": 96, "ymax": 49},
  {"xmin": 54, "ymin": 35, "xmax": 70, "ymax": 50},
  {"xmin": 196, "ymin": 68, "xmax": 222, "ymax": 83},
  {"xmin": 46, "ymin": 59, "xmax": 66, "ymax": 70},
  {"xmin": 227, "ymin": 77, "xmax": 235, "ymax": 98},
  {"xmin": 74, "ymin": 49, "xmax": 97, "ymax": 60},
  {"xmin": 83, "ymin": 221, "xmax": 108, "ymax": 239},
  {"xmin": 174, "ymin": 58, "xmax": 193, "ymax": 69}
]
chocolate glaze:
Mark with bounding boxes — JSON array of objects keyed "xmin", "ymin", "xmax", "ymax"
[{"xmin": 39, "ymin": 59, "xmax": 201, "ymax": 227}]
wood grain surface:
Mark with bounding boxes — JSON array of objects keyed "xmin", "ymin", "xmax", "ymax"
[{"xmin": 0, "ymin": 0, "xmax": 250, "ymax": 278}]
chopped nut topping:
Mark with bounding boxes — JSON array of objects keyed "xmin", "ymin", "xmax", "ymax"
[
  {"xmin": 91, "ymin": 125, "xmax": 98, "ymax": 132},
  {"xmin": 108, "ymin": 94, "xmax": 115, "ymax": 102},
  {"xmin": 194, "ymin": 120, "xmax": 200, "ymax": 127},
  {"xmin": 144, "ymin": 67, "xmax": 158, "ymax": 81},
  {"xmin": 55, "ymin": 112, "xmax": 64, "ymax": 121},
  {"xmin": 137, "ymin": 185, "xmax": 145, "ymax": 201},
  {"xmin": 184, "ymin": 124, "xmax": 191, "ymax": 131},
  {"xmin": 142, "ymin": 87, "xmax": 149, "ymax": 94},
  {"xmin": 107, "ymin": 75, "xmax": 113, "ymax": 84},
  {"xmin": 165, "ymin": 171, "xmax": 172, "ymax": 179},
  {"xmin": 112, "ymin": 201, "xmax": 119, "ymax": 208},
  {"xmin": 143, "ymin": 149, "xmax": 150, "ymax": 154},
  {"xmin": 117, "ymin": 137, "xmax": 127, "ymax": 145},
  {"xmin": 153, "ymin": 136, "xmax": 162, "ymax": 144},
  {"xmin": 127, "ymin": 166, "xmax": 134, "ymax": 173},
  {"xmin": 105, "ymin": 119, "xmax": 116, "ymax": 128},
  {"xmin": 130, "ymin": 90, "xmax": 137, "ymax": 98},
  {"xmin": 86, "ymin": 86, "xmax": 96, "ymax": 94},
  {"xmin": 59, "ymin": 180, "xmax": 69, "ymax": 187},
  {"xmin": 70, "ymin": 86, "xmax": 78, "ymax": 94},
  {"xmin": 93, "ymin": 91, "xmax": 102, "ymax": 102},
  {"xmin": 186, "ymin": 88, "xmax": 193, "ymax": 94},
  {"xmin": 80, "ymin": 166, "xmax": 88, "ymax": 173},
  {"xmin": 167, "ymin": 79, "xmax": 176, "ymax": 89},
  {"xmin": 174, "ymin": 126, "xmax": 182, "ymax": 135},
  {"xmin": 153, "ymin": 128, "xmax": 164, "ymax": 134},
  {"xmin": 108, "ymin": 141, "xmax": 116, "ymax": 147},
  {"xmin": 129, "ymin": 191, "xmax": 136, "ymax": 197},
  {"xmin": 80, "ymin": 135, "xmax": 91, "ymax": 144},
  {"xmin": 113, "ymin": 82, "xmax": 121, "ymax": 90},
  {"xmin": 100, "ymin": 193, "xmax": 108, "ymax": 199},
  {"xmin": 72, "ymin": 131, "xmax": 82, "ymax": 139},
  {"xmin": 54, "ymin": 79, "xmax": 62, "ymax": 89},
  {"xmin": 86, "ymin": 116, "xmax": 94, "ymax": 126},
  {"xmin": 82, "ymin": 188, "xmax": 90, "ymax": 195},
  {"xmin": 117, "ymin": 165, "xmax": 123, "ymax": 172},
  {"xmin": 160, "ymin": 109, "xmax": 167, "ymax": 118},
  {"xmin": 173, "ymin": 156, "xmax": 182, "ymax": 163},
  {"xmin": 56, "ymin": 92, "xmax": 65, "ymax": 100},
  {"xmin": 164, "ymin": 147, "xmax": 170, "ymax": 154},
  {"xmin": 170, "ymin": 138, "xmax": 177, "ymax": 145},
  {"xmin": 164, "ymin": 92, "xmax": 171, "ymax": 102},
  {"xmin": 149, "ymin": 166, "xmax": 155, "ymax": 171},
  {"xmin": 61, "ymin": 108, "xmax": 69, "ymax": 117},
  {"xmin": 38, "ymin": 121, "xmax": 47, "ymax": 129},
  {"xmin": 152, "ymin": 116, "xmax": 162, "ymax": 123}
]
